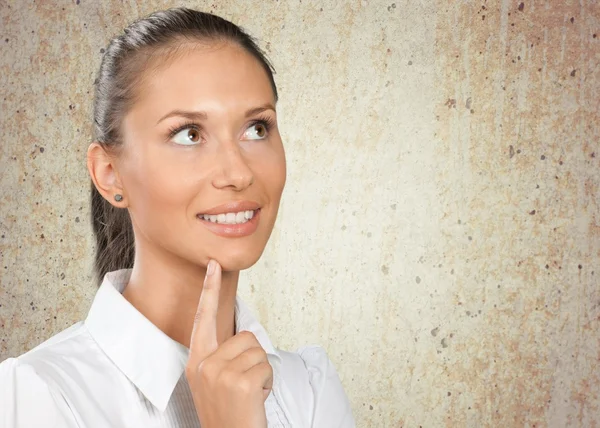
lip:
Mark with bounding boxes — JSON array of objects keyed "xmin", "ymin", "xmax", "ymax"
[
  {"xmin": 199, "ymin": 200, "xmax": 261, "ymax": 215},
  {"xmin": 196, "ymin": 200, "xmax": 262, "ymax": 238},
  {"xmin": 197, "ymin": 208, "xmax": 261, "ymax": 238}
]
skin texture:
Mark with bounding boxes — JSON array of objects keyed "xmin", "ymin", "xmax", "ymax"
[{"xmin": 87, "ymin": 41, "xmax": 286, "ymax": 426}]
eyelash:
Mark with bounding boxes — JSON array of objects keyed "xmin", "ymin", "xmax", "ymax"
[
  {"xmin": 166, "ymin": 115, "xmax": 275, "ymax": 140},
  {"xmin": 250, "ymin": 115, "xmax": 275, "ymax": 134},
  {"xmin": 167, "ymin": 121, "xmax": 200, "ymax": 139}
]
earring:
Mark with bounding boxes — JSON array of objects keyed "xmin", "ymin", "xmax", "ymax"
[{"xmin": 114, "ymin": 194, "xmax": 123, "ymax": 202}]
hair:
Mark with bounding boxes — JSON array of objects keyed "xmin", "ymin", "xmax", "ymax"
[{"xmin": 90, "ymin": 7, "xmax": 278, "ymax": 285}]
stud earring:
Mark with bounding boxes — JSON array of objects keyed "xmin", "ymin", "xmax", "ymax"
[{"xmin": 114, "ymin": 194, "xmax": 123, "ymax": 202}]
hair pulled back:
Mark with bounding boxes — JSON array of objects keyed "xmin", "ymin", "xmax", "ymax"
[{"xmin": 91, "ymin": 7, "xmax": 277, "ymax": 284}]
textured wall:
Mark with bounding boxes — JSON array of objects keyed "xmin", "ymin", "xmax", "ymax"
[{"xmin": 1, "ymin": 1, "xmax": 598, "ymax": 426}]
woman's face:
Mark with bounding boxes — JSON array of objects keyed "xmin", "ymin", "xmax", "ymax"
[{"xmin": 116, "ymin": 42, "xmax": 286, "ymax": 272}]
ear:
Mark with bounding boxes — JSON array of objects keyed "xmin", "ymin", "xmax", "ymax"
[{"xmin": 87, "ymin": 142, "xmax": 127, "ymax": 207}]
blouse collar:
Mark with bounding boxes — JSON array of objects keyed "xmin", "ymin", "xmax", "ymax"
[{"xmin": 85, "ymin": 269, "xmax": 281, "ymax": 412}]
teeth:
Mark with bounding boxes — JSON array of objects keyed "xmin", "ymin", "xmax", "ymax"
[{"xmin": 200, "ymin": 210, "xmax": 256, "ymax": 224}]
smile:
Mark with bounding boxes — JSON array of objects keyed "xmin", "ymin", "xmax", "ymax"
[
  {"xmin": 196, "ymin": 201, "xmax": 262, "ymax": 238},
  {"xmin": 198, "ymin": 210, "xmax": 257, "ymax": 225}
]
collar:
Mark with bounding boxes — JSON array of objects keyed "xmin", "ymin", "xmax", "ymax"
[{"xmin": 85, "ymin": 269, "xmax": 281, "ymax": 412}]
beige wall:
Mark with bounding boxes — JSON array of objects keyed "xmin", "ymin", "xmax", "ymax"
[{"xmin": 1, "ymin": 1, "xmax": 598, "ymax": 426}]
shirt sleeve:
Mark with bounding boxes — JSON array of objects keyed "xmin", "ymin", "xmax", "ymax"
[
  {"xmin": 0, "ymin": 357, "xmax": 79, "ymax": 428},
  {"xmin": 296, "ymin": 345, "xmax": 356, "ymax": 428}
]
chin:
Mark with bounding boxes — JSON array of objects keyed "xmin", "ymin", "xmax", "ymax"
[
  {"xmin": 215, "ymin": 253, "xmax": 263, "ymax": 272},
  {"xmin": 207, "ymin": 243, "xmax": 266, "ymax": 273}
]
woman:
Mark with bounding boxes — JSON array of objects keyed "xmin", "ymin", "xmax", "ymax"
[{"xmin": 0, "ymin": 8, "xmax": 354, "ymax": 428}]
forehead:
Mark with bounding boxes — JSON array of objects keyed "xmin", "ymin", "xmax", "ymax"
[{"xmin": 129, "ymin": 42, "xmax": 275, "ymax": 121}]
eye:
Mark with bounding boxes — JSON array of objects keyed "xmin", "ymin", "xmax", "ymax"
[
  {"xmin": 172, "ymin": 127, "xmax": 202, "ymax": 146},
  {"xmin": 243, "ymin": 122, "xmax": 269, "ymax": 140}
]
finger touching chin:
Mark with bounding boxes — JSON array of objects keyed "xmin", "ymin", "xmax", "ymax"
[{"xmin": 205, "ymin": 247, "xmax": 265, "ymax": 272}]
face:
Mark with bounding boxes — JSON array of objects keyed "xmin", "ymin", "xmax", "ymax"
[{"xmin": 116, "ymin": 42, "xmax": 286, "ymax": 272}]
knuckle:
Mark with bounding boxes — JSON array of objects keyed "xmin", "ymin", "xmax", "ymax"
[
  {"xmin": 259, "ymin": 361, "xmax": 272, "ymax": 374},
  {"xmin": 248, "ymin": 346, "xmax": 267, "ymax": 360},
  {"xmin": 239, "ymin": 330, "xmax": 258, "ymax": 342},
  {"xmin": 186, "ymin": 358, "xmax": 216, "ymax": 385},
  {"xmin": 197, "ymin": 359, "xmax": 214, "ymax": 380}
]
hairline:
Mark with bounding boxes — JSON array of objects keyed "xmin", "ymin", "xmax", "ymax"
[{"xmin": 101, "ymin": 37, "xmax": 276, "ymax": 153}]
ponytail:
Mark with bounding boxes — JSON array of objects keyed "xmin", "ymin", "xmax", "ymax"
[{"xmin": 90, "ymin": 182, "xmax": 134, "ymax": 285}]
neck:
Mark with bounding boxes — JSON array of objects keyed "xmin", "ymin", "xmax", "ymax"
[{"xmin": 123, "ymin": 245, "xmax": 239, "ymax": 348}]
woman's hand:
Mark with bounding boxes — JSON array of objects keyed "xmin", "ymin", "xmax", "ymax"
[{"xmin": 185, "ymin": 260, "xmax": 273, "ymax": 428}]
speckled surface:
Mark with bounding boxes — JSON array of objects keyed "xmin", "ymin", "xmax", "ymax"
[{"xmin": 1, "ymin": 1, "xmax": 598, "ymax": 427}]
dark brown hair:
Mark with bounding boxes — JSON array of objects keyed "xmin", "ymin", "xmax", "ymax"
[{"xmin": 91, "ymin": 7, "xmax": 277, "ymax": 284}]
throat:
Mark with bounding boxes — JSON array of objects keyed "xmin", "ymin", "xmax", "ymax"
[{"xmin": 122, "ymin": 273, "xmax": 238, "ymax": 349}]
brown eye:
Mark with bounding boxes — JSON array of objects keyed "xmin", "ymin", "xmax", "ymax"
[
  {"xmin": 172, "ymin": 127, "xmax": 202, "ymax": 146},
  {"xmin": 187, "ymin": 128, "xmax": 200, "ymax": 142},
  {"xmin": 255, "ymin": 124, "xmax": 266, "ymax": 138},
  {"xmin": 244, "ymin": 122, "xmax": 269, "ymax": 140}
]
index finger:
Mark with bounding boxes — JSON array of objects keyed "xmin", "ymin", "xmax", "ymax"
[{"xmin": 189, "ymin": 259, "xmax": 222, "ymax": 363}]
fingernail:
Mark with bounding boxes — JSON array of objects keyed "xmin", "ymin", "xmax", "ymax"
[{"xmin": 207, "ymin": 259, "xmax": 215, "ymax": 276}]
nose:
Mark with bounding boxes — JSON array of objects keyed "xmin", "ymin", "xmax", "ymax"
[{"xmin": 211, "ymin": 143, "xmax": 254, "ymax": 191}]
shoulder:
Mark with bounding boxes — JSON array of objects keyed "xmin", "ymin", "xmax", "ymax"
[
  {"xmin": 277, "ymin": 345, "xmax": 356, "ymax": 428},
  {"xmin": 279, "ymin": 345, "xmax": 343, "ymax": 392},
  {"xmin": 0, "ymin": 323, "xmax": 91, "ymax": 428},
  {"xmin": 0, "ymin": 357, "xmax": 79, "ymax": 427},
  {"xmin": 12, "ymin": 321, "xmax": 96, "ymax": 381}
]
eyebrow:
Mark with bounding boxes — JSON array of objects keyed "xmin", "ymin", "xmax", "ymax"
[{"xmin": 156, "ymin": 103, "xmax": 276, "ymax": 125}]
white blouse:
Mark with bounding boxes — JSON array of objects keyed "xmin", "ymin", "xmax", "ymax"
[{"xmin": 0, "ymin": 269, "xmax": 355, "ymax": 428}]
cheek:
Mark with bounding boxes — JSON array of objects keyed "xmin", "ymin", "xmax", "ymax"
[
  {"xmin": 121, "ymin": 145, "xmax": 207, "ymax": 213},
  {"xmin": 272, "ymin": 142, "xmax": 287, "ymax": 194},
  {"xmin": 272, "ymin": 156, "xmax": 287, "ymax": 197},
  {"xmin": 246, "ymin": 139, "xmax": 287, "ymax": 194}
]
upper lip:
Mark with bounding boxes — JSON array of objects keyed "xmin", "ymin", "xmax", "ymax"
[{"xmin": 198, "ymin": 200, "xmax": 261, "ymax": 215}]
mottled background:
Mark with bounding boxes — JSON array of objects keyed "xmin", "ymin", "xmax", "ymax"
[{"xmin": 1, "ymin": 0, "xmax": 598, "ymax": 427}]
